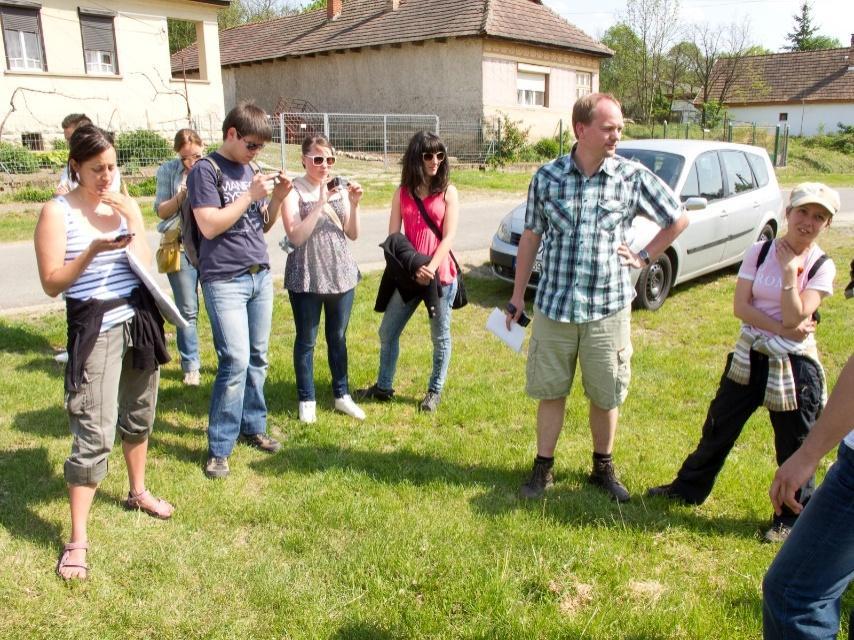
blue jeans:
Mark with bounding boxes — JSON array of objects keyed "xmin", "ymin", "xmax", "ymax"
[
  {"xmin": 288, "ymin": 288, "xmax": 355, "ymax": 401},
  {"xmin": 166, "ymin": 251, "xmax": 200, "ymax": 373},
  {"xmin": 377, "ymin": 278, "xmax": 457, "ymax": 394},
  {"xmin": 763, "ymin": 443, "xmax": 854, "ymax": 639},
  {"xmin": 202, "ymin": 270, "xmax": 273, "ymax": 458}
]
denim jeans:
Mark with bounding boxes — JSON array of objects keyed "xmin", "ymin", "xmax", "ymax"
[
  {"xmin": 763, "ymin": 443, "xmax": 854, "ymax": 639},
  {"xmin": 166, "ymin": 251, "xmax": 200, "ymax": 373},
  {"xmin": 288, "ymin": 288, "xmax": 355, "ymax": 401},
  {"xmin": 202, "ymin": 270, "xmax": 273, "ymax": 458},
  {"xmin": 377, "ymin": 278, "xmax": 456, "ymax": 394}
]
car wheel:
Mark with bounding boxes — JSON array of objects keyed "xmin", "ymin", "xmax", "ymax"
[
  {"xmin": 634, "ymin": 252, "xmax": 673, "ymax": 311},
  {"xmin": 758, "ymin": 222, "xmax": 775, "ymax": 243}
]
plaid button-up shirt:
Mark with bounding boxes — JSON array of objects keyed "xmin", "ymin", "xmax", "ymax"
[{"xmin": 526, "ymin": 151, "xmax": 683, "ymax": 323}]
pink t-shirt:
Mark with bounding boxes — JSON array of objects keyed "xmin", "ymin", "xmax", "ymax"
[
  {"xmin": 399, "ymin": 188, "xmax": 457, "ymax": 285},
  {"xmin": 737, "ymin": 240, "xmax": 835, "ymax": 338}
]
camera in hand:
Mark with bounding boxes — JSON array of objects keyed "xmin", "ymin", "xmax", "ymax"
[
  {"xmin": 506, "ymin": 302, "xmax": 531, "ymax": 327},
  {"xmin": 327, "ymin": 176, "xmax": 348, "ymax": 191}
]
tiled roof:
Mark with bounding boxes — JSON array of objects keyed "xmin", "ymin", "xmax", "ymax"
[
  {"xmin": 708, "ymin": 46, "xmax": 854, "ymax": 105},
  {"xmin": 171, "ymin": 0, "xmax": 612, "ymax": 73}
]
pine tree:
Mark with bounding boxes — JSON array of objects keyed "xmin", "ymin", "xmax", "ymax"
[{"xmin": 785, "ymin": 1, "xmax": 818, "ymax": 51}]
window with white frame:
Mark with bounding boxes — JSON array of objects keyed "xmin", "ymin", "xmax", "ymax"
[
  {"xmin": 0, "ymin": 3, "xmax": 45, "ymax": 71},
  {"xmin": 576, "ymin": 72, "xmax": 592, "ymax": 99},
  {"xmin": 79, "ymin": 9, "xmax": 117, "ymax": 75},
  {"xmin": 517, "ymin": 65, "xmax": 548, "ymax": 107}
]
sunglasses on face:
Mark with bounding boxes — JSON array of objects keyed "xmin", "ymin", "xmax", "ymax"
[
  {"xmin": 236, "ymin": 133, "xmax": 265, "ymax": 151},
  {"xmin": 422, "ymin": 151, "xmax": 445, "ymax": 162},
  {"xmin": 304, "ymin": 155, "xmax": 336, "ymax": 166}
]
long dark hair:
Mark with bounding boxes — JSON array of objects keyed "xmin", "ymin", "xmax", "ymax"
[
  {"xmin": 401, "ymin": 131, "xmax": 449, "ymax": 196},
  {"xmin": 68, "ymin": 124, "xmax": 114, "ymax": 183}
]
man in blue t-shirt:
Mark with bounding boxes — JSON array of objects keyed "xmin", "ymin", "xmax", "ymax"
[{"xmin": 187, "ymin": 101, "xmax": 291, "ymax": 479}]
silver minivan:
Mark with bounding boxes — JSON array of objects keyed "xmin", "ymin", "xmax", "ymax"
[{"xmin": 489, "ymin": 140, "xmax": 784, "ymax": 310}]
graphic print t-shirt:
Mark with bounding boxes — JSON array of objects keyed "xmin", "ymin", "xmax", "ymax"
[{"xmin": 186, "ymin": 152, "xmax": 270, "ymax": 284}]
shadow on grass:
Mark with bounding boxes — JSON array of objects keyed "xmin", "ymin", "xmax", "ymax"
[
  {"xmin": 250, "ymin": 444, "xmax": 760, "ymax": 540},
  {"xmin": 12, "ymin": 405, "xmax": 68, "ymax": 439},
  {"xmin": 331, "ymin": 622, "xmax": 398, "ymax": 640},
  {"xmin": 0, "ymin": 447, "xmax": 64, "ymax": 548},
  {"xmin": 0, "ymin": 320, "xmax": 55, "ymax": 354}
]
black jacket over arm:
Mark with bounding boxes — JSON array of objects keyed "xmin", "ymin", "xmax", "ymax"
[{"xmin": 374, "ymin": 233, "xmax": 443, "ymax": 318}]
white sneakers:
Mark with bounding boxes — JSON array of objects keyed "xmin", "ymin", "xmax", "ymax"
[
  {"xmin": 298, "ymin": 400, "xmax": 317, "ymax": 424},
  {"xmin": 299, "ymin": 396, "xmax": 366, "ymax": 422},
  {"xmin": 334, "ymin": 394, "xmax": 366, "ymax": 421}
]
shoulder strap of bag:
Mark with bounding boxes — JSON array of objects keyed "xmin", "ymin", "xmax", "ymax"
[
  {"xmin": 202, "ymin": 155, "xmax": 225, "ymax": 204},
  {"xmin": 410, "ymin": 189, "xmax": 461, "ymax": 273},
  {"xmin": 756, "ymin": 239, "xmax": 773, "ymax": 269},
  {"xmin": 757, "ymin": 238, "xmax": 828, "ymax": 283},
  {"xmin": 807, "ymin": 253, "xmax": 829, "ymax": 282}
]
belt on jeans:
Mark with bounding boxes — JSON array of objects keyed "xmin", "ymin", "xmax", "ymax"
[{"xmin": 247, "ymin": 264, "xmax": 266, "ymax": 274}]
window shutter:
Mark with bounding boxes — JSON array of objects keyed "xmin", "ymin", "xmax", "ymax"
[
  {"xmin": 1, "ymin": 7, "xmax": 39, "ymax": 33},
  {"xmin": 79, "ymin": 13, "xmax": 114, "ymax": 52}
]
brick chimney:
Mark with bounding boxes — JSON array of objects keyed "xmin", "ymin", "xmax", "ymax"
[
  {"xmin": 387, "ymin": 0, "xmax": 400, "ymax": 10},
  {"xmin": 849, "ymin": 34, "xmax": 854, "ymax": 71},
  {"xmin": 328, "ymin": 0, "xmax": 342, "ymax": 20}
]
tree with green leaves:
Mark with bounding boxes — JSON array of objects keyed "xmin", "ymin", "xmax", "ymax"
[{"xmin": 785, "ymin": 1, "xmax": 842, "ymax": 51}]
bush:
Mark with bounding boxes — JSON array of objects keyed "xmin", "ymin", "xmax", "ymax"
[
  {"xmin": 489, "ymin": 114, "xmax": 530, "ymax": 167},
  {"xmin": 0, "ymin": 142, "xmax": 40, "ymax": 173},
  {"xmin": 802, "ymin": 123, "xmax": 854, "ymax": 155},
  {"xmin": 12, "ymin": 185, "xmax": 54, "ymax": 202},
  {"xmin": 126, "ymin": 177, "xmax": 156, "ymax": 197},
  {"xmin": 533, "ymin": 138, "xmax": 560, "ymax": 159},
  {"xmin": 33, "ymin": 150, "xmax": 68, "ymax": 170},
  {"xmin": 52, "ymin": 138, "xmax": 68, "ymax": 151},
  {"xmin": 114, "ymin": 130, "xmax": 173, "ymax": 168}
]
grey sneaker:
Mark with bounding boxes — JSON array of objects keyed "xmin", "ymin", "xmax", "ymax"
[
  {"xmin": 238, "ymin": 432, "xmax": 281, "ymax": 453},
  {"xmin": 520, "ymin": 459, "xmax": 555, "ymax": 499},
  {"xmin": 419, "ymin": 391, "xmax": 441, "ymax": 412},
  {"xmin": 205, "ymin": 456, "xmax": 229, "ymax": 479},
  {"xmin": 763, "ymin": 522, "xmax": 792, "ymax": 543}
]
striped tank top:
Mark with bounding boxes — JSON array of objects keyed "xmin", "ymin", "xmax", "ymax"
[{"xmin": 60, "ymin": 196, "xmax": 138, "ymax": 332}]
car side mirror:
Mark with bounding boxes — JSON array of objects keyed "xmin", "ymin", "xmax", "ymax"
[{"xmin": 683, "ymin": 197, "xmax": 708, "ymax": 211}]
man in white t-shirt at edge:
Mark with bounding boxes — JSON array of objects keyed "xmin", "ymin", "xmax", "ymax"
[{"xmin": 56, "ymin": 114, "xmax": 122, "ymax": 196}]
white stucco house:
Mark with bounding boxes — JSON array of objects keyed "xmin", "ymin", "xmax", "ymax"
[
  {"xmin": 708, "ymin": 37, "xmax": 854, "ymax": 137},
  {"xmin": 171, "ymin": 0, "xmax": 612, "ymax": 140},
  {"xmin": 0, "ymin": 0, "xmax": 228, "ymax": 145}
]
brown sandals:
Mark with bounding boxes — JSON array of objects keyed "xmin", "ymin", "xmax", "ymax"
[
  {"xmin": 122, "ymin": 489, "xmax": 174, "ymax": 520},
  {"xmin": 56, "ymin": 541, "xmax": 89, "ymax": 581}
]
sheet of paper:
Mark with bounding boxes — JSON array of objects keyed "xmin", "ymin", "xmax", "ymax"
[
  {"xmin": 485, "ymin": 307, "xmax": 526, "ymax": 353},
  {"xmin": 125, "ymin": 251, "xmax": 189, "ymax": 329}
]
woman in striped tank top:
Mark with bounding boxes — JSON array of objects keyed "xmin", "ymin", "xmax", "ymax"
[{"xmin": 34, "ymin": 125, "xmax": 173, "ymax": 581}]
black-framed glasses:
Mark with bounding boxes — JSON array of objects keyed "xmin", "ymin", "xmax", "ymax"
[
  {"xmin": 422, "ymin": 151, "xmax": 445, "ymax": 162},
  {"xmin": 237, "ymin": 133, "xmax": 265, "ymax": 151},
  {"xmin": 304, "ymin": 155, "xmax": 336, "ymax": 166}
]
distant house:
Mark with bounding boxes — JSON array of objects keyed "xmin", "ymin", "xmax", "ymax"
[
  {"xmin": 171, "ymin": 0, "xmax": 612, "ymax": 139},
  {"xmin": 708, "ymin": 36, "xmax": 854, "ymax": 137},
  {"xmin": 0, "ymin": 0, "xmax": 228, "ymax": 144}
]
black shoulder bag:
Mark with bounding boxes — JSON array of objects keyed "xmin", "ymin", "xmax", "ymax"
[{"xmin": 410, "ymin": 190, "xmax": 467, "ymax": 309}]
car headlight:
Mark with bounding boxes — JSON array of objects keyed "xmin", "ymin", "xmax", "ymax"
[{"xmin": 496, "ymin": 219, "xmax": 512, "ymax": 243}]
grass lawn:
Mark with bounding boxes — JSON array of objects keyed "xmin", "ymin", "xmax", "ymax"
[{"xmin": 0, "ymin": 227, "xmax": 852, "ymax": 639}]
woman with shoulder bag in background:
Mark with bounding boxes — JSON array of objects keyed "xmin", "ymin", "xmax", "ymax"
[
  {"xmin": 281, "ymin": 135, "xmax": 365, "ymax": 424},
  {"xmin": 154, "ymin": 128, "xmax": 204, "ymax": 386},
  {"xmin": 357, "ymin": 131, "xmax": 460, "ymax": 413}
]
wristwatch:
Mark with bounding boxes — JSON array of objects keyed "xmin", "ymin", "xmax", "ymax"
[{"xmin": 639, "ymin": 249, "xmax": 651, "ymax": 266}]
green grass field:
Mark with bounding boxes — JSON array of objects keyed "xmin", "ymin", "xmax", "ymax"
[{"xmin": 0, "ymin": 227, "xmax": 852, "ymax": 639}]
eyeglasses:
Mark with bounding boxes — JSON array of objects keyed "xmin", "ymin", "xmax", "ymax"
[
  {"xmin": 180, "ymin": 153, "xmax": 202, "ymax": 163},
  {"xmin": 304, "ymin": 155, "xmax": 336, "ymax": 166},
  {"xmin": 236, "ymin": 133, "xmax": 265, "ymax": 151},
  {"xmin": 422, "ymin": 151, "xmax": 445, "ymax": 162}
]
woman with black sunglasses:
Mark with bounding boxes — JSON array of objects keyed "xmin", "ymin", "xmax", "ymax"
[
  {"xmin": 357, "ymin": 131, "xmax": 459, "ymax": 413},
  {"xmin": 281, "ymin": 135, "xmax": 365, "ymax": 424}
]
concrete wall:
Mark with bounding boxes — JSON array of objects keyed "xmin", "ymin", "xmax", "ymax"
[
  {"xmin": 224, "ymin": 38, "xmax": 485, "ymax": 121},
  {"xmin": 481, "ymin": 39, "xmax": 602, "ymax": 140},
  {"xmin": 726, "ymin": 103, "xmax": 854, "ymax": 137},
  {"xmin": 0, "ymin": 0, "xmax": 224, "ymax": 142}
]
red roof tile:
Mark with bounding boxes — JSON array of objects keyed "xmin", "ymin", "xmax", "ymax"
[
  {"xmin": 172, "ymin": 0, "xmax": 611, "ymax": 73},
  {"xmin": 708, "ymin": 46, "xmax": 854, "ymax": 105}
]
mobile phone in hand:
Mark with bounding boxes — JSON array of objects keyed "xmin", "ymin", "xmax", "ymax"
[
  {"xmin": 506, "ymin": 302, "xmax": 531, "ymax": 327},
  {"xmin": 113, "ymin": 232, "xmax": 135, "ymax": 242},
  {"xmin": 327, "ymin": 176, "xmax": 348, "ymax": 191}
]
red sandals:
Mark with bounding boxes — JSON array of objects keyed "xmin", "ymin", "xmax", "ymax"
[{"xmin": 123, "ymin": 489, "xmax": 174, "ymax": 520}]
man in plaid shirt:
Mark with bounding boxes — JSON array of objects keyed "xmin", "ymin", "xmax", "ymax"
[{"xmin": 506, "ymin": 93, "xmax": 688, "ymax": 502}]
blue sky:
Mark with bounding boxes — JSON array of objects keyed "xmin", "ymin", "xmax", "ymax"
[{"xmin": 542, "ymin": 0, "xmax": 853, "ymax": 52}]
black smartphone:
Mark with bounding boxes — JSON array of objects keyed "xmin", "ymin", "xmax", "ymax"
[
  {"xmin": 505, "ymin": 302, "xmax": 531, "ymax": 327},
  {"xmin": 113, "ymin": 232, "xmax": 135, "ymax": 242},
  {"xmin": 327, "ymin": 176, "xmax": 348, "ymax": 191}
]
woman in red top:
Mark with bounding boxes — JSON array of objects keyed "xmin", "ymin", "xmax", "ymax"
[{"xmin": 358, "ymin": 131, "xmax": 459, "ymax": 412}]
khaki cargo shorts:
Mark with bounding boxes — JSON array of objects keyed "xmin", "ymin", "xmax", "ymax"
[{"xmin": 525, "ymin": 306, "xmax": 633, "ymax": 410}]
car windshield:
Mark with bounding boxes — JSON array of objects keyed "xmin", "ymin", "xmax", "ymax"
[{"xmin": 617, "ymin": 149, "xmax": 685, "ymax": 191}]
